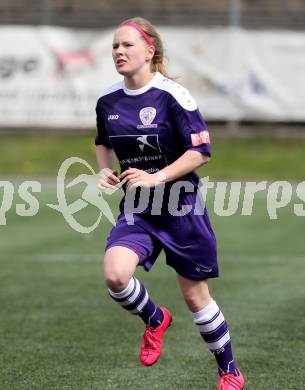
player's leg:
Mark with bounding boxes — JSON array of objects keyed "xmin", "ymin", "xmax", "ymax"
[
  {"xmin": 105, "ymin": 244, "xmax": 172, "ymax": 367},
  {"xmin": 177, "ymin": 275, "xmax": 245, "ymax": 389},
  {"xmin": 104, "ymin": 245, "xmax": 164, "ymax": 328}
]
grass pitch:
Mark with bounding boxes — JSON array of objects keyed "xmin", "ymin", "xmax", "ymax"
[
  {"xmin": 1, "ymin": 181, "xmax": 304, "ymax": 389},
  {"xmin": 1, "ymin": 133, "xmax": 305, "ymax": 180}
]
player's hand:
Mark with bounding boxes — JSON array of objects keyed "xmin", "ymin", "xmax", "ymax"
[
  {"xmin": 97, "ymin": 168, "xmax": 124, "ymax": 192},
  {"xmin": 119, "ymin": 168, "xmax": 166, "ymax": 189}
]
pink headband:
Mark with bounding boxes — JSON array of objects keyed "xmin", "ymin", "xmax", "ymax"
[{"xmin": 123, "ymin": 21, "xmax": 155, "ymax": 49}]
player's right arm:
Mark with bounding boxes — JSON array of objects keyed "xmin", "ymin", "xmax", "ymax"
[
  {"xmin": 95, "ymin": 145, "xmax": 120, "ymax": 190},
  {"xmin": 95, "ymin": 144, "xmax": 115, "ymax": 172},
  {"xmin": 95, "ymin": 98, "xmax": 120, "ymax": 190}
]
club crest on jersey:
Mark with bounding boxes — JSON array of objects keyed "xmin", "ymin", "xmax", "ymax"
[
  {"xmin": 191, "ymin": 130, "xmax": 210, "ymax": 146},
  {"xmin": 137, "ymin": 107, "xmax": 158, "ymax": 129}
]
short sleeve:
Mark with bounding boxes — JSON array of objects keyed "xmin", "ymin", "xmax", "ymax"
[
  {"xmin": 170, "ymin": 92, "xmax": 211, "ymax": 157},
  {"xmin": 95, "ymin": 99, "xmax": 112, "ymax": 148}
]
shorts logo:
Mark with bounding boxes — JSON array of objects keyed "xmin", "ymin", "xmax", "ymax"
[
  {"xmin": 195, "ymin": 266, "xmax": 213, "ymax": 274},
  {"xmin": 108, "ymin": 114, "xmax": 119, "ymax": 120},
  {"xmin": 137, "ymin": 107, "xmax": 158, "ymax": 129},
  {"xmin": 191, "ymin": 130, "xmax": 210, "ymax": 146}
]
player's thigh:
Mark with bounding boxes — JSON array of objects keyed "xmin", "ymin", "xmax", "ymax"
[
  {"xmin": 177, "ymin": 274, "xmax": 211, "ymax": 312},
  {"xmin": 104, "ymin": 245, "xmax": 139, "ymax": 290}
]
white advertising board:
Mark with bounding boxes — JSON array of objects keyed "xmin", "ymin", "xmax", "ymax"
[{"xmin": 0, "ymin": 26, "xmax": 304, "ymax": 127}]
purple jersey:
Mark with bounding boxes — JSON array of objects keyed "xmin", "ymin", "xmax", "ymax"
[
  {"xmin": 95, "ymin": 72, "xmax": 211, "ymax": 189},
  {"xmin": 96, "ymin": 73, "xmax": 218, "ymax": 280}
]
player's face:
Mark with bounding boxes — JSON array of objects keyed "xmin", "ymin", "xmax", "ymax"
[{"xmin": 112, "ymin": 26, "xmax": 153, "ymax": 77}]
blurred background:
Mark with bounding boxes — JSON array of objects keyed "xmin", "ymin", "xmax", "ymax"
[{"xmin": 1, "ymin": 1, "xmax": 305, "ymax": 389}]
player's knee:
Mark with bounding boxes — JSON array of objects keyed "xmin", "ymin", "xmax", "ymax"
[
  {"xmin": 104, "ymin": 268, "xmax": 125, "ymax": 291},
  {"xmin": 103, "ymin": 248, "xmax": 137, "ymax": 292},
  {"xmin": 104, "ymin": 264, "xmax": 129, "ymax": 292},
  {"xmin": 105, "ymin": 274, "xmax": 128, "ymax": 292}
]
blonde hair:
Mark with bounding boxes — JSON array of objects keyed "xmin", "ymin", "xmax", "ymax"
[{"xmin": 120, "ymin": 17, "xmax": 172, "ymax": 79}]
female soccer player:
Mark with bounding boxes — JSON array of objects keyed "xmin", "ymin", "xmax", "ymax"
[{"xmin": 95, "ymin": 17, "xmax": 245, "ymax": 390}]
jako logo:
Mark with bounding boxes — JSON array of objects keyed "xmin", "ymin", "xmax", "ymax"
[{"xmin": 108, "ymin": 114, "xmax": 119, "ymax": 120}]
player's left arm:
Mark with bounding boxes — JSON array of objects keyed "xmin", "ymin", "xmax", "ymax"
[
  {"xmin": 119, "ymin": 150, "xmax": 209, "ymax": 187},
  {"xmin": 120, "ymin": 142, "xmax": 210, "ymax": 189},
  {"xmin": 156, "ymin": 149, "xmax": 210, "ymax": 183}
]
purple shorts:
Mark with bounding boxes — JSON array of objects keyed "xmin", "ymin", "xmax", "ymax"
[{"xmin": 105, "ymin": 195, "xmax": 219, "ymax": 281}]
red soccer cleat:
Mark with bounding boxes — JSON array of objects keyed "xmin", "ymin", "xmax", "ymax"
[
  {"xmin": 139, "ymin": 307, "xmax": 172, "ymax": 366},
  {"xmin": 216, "ymin": 369, "xmax": 245, "ymax": 390}
]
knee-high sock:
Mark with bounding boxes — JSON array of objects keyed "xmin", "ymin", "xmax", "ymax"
[
  {"xmin": 192, "ymin": 299, "xmax": 239, "ymax": 376},
  {"xmin": 108, "ymin": 277, "xmax": 164, "ymax": 328}
]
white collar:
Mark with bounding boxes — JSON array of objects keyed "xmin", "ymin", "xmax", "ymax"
[{"xmin": 123, "ymin": 72, "xmax": 161, "ymax": 96}]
